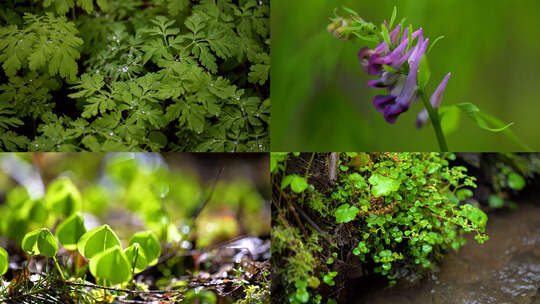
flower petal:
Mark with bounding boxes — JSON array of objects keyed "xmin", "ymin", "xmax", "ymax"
[
  {"xmin": 372, "ymin": 95, "xmax": 396, "ymax": 114},
  {"xmin": 384, "ymin": 102, "xmax": 409, "ymax": 124},
  {"xmin": 415, "ymin": 108, "xmax": 429, "ymax": 129},
  {"xmin": 389, "ymin": 24, "xmax": 402, "ymax": 44},
  {"xmin": 430, "ymin": 73, "xmax": 451, "ymax": 108},
  {"xmin": 396, "ymin": 38, "xmax": 429, "ymax": 108}
]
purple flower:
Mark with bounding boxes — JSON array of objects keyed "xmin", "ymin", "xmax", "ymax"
[
  {"xmin": 359, "ymin": 25, "xmax": 430, "ymax": 124},
  {"xmin": 416, "ymin": 73, "xmax": 452, "ymax": 129},
  {"xmin": 429, "ymin": 72, "xmax": 451, "ymax": 108}
]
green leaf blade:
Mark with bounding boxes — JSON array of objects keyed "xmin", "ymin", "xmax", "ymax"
[
  {"xmin": 77, "ymin": 224, "xmax": 121, "ymax": 259},
  {"xmin": 56, "ymin": 212, "xmax": 87, "ymax": 251}
]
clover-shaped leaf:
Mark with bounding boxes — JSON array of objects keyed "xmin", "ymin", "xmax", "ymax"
[
  {"xmin": 45, "ymin": 177, "xmax": 82, "ymax": 217},
  {"xmin": 129, "ymin": 231, "xmax": 161, "ymax": 266},
  {"xmin": 22, "ymin": 228, "xmax": 58, "ymax": 257},
  {"xmin": 77, "ymin": 224, "xmax": 121, "ymax": 259},
  {"xmin": 368, "ymin": 174, "xmax": 400, "ymax": 197},
  {"xmin": 124, "ymin": 243, "xmax": 148, "ymax": 273},
  {"xmin": 334, "ymin": 204, "xmax": 359, "ymax": 223},
  {"xmin": 89, "ymin": 246, "xmax": 132, "ymax": 284},
  {"xmin": 281, "ymin": 174, "xmax": 308, "ymax": 193},
  {"xmin": 0, "ymin": 247, "xmax": 8, "ymax": 275},
  {"xmin": 56, "ymin": 212, "xmax": 87, "ymax": 251}
]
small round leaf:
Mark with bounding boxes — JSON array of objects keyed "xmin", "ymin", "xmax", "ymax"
[
  {"xmin": 281, "ymin": 174, "xmax": 308, "ymax": 193},
  {"xmin": 334, "ymin": 204, "xmax": 359, "ymax": 223},
  {"xmin": 77, "ymin": 225, "xmax": 121, "ymax": 259},
  {"xmin": 56, "ymin": 212, "xmax": 87, "ymax": 251},
  {"xmin": 507, "ymin": 173, "xmax": 525, "ymax": 191},
  {"xmin": 89, "ymin": 246, "xmax": 132, "ymax": 284},
  {"xmin": 0, "ymin": 247, "xmax": 8, "ymax": 275},
  {"xmin": 368, "ymin": 174, "xmax": 401, "ymax": 197},
  {"xmin": 129, "ymin": 231, "xmax": 161, "ymax": 266},
  {"xmin": 22, "ymin": 228, "xmax": 58, "ymax": 257}
]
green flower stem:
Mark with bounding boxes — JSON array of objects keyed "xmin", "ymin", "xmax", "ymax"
[
  {"xmin": 419, "ymin": 90, "xmax": 448, "ymax": 152},
  {"xmin": 73, "ymin": 251, "xmax": 79, "ymax": 276},
  {"xmin": 52, "ymin": 256, "xmax": 66, "ymax": 281},
  {"xmin": 130, "ymin": 246, "xmax": 139, "ymax": 289}
]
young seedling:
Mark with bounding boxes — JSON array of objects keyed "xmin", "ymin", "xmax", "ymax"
[
  {"xmin": 124, "ymin": 243, "xmax": 148, "ymax": 274},
  {"xmin": 21, "ymin": 228, "xmax": 65, "ymax": 280},
  {"xmin": 89, "ymin": 246, "xmax": 132, "ymax": 285},
  {"xmin": 128, "ymin": 231, "xmax": 161, "ymax": 267},
  {"xmin": 56, "ymin": 212, "xmax": 87, "ymax": 275},
  {"xmin": 56, "ymin": 212, "xmax": 87, "ymax": 250},
  {"xmin": 45, "ymin": 177, "xmax": 82, "ymax": 218},
  {"xmin": 77, "ymin": 224, "xmax": 121, "ymax": 259}
]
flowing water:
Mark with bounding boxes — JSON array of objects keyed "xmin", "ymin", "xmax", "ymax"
[{"xmin": 352, "ymin": 201, "xmax": 540, "ymax": 304}]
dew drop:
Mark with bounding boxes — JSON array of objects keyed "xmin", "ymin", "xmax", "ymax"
[{"xmin": 109, "ymin": 132, "xmax": 114, "ymax": 136}]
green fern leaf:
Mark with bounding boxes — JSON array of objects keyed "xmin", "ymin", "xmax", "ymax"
[{"xmin": 168, "ymin": 0, "xmax": 190, "ymax": 16}]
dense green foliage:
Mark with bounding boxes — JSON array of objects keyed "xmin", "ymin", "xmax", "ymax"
[
  {"xmin": 0, "ymin": 0, "xmax": 269, "ymax": 151},
  {"xmin": 0, "ymin": 153, "xmax": 270, "ymax": 303},
  {"xmin": 336, "ymin": 153, "xmax": 488, "ymax": 284},
  {"xmin": 271, "ymin": 152, "xmax": 488, "ymax": 303}
]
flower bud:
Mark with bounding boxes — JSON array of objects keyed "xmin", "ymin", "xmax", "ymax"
[{"xmin": 328, "ymin": 18, "xmax": 353, "ymax": 40}]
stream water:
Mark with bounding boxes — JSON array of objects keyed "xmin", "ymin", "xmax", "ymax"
[{"xmin": 351, "ymin": 201, "xmax": 540, "ymax": 304}]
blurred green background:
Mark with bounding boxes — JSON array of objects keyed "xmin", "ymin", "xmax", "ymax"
[{"xmin": 271, "ymin": 0, "xmax": 540, "ymax": 151}]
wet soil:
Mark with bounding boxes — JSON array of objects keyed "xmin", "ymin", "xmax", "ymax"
[{"xmin": 351, "ymin": 201, "xmax": 540, "ymax": 304}]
